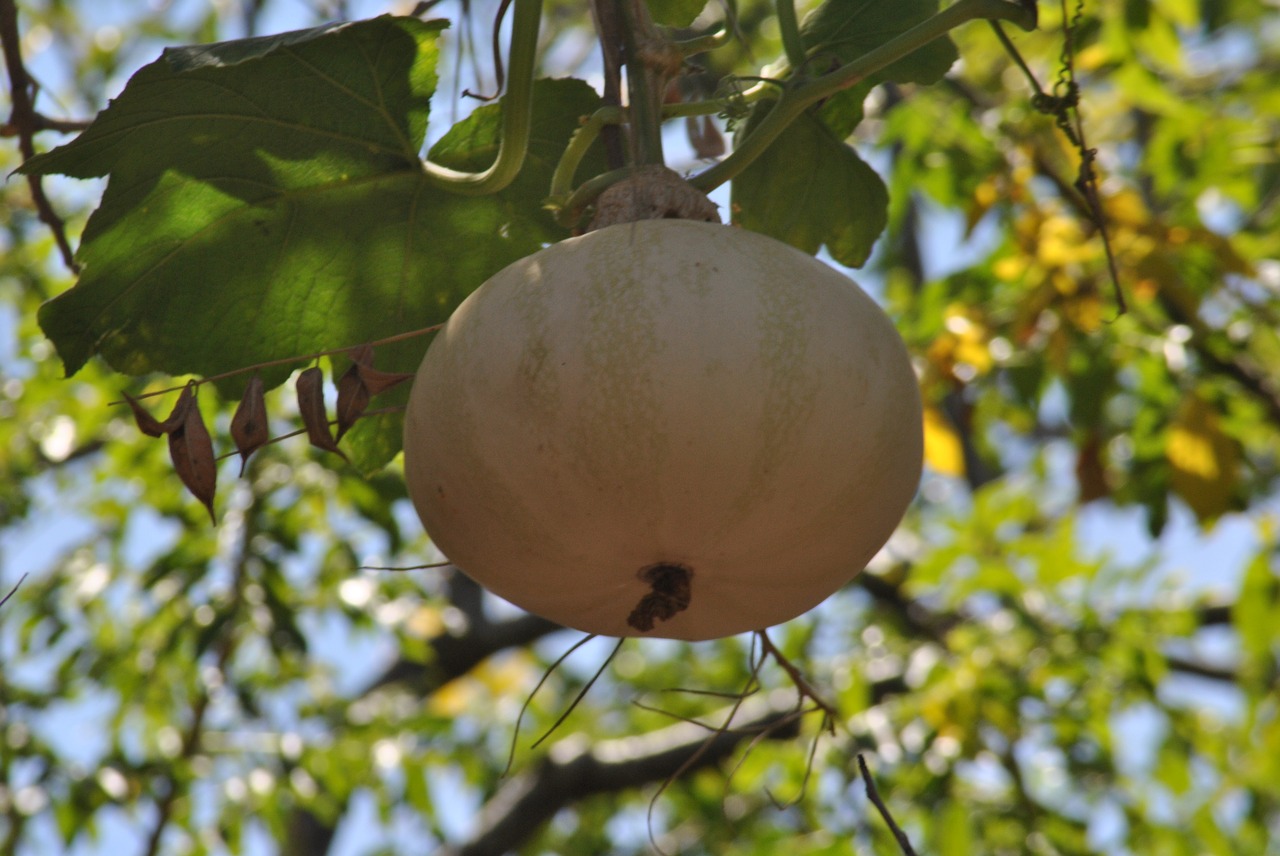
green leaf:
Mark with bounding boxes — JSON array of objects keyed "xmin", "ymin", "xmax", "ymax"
[
  {"xmin": 728, "ymin": 0, "xmax": 952, "ymax": 263},
  {"xmin": 1235, "ymin": 551, "xmax": 1278, "ymax": 670},
  {"xmin": 28, "ymin": 16, "xmax": 455, "ymax": 382},
  {"xmin": 730, "ymin": 107, "xmax": 888, "ymax": 267},
  {"xmin": 25, "ymin": 17, "xmax": 603, "ymax": 471},
  {"xmin": 25, "ymin": 16, "xmax": 441, "ymax": 184},
  {"xmin": 936, "ymin": 799, "xmax": 976, "ymax": 856},
  {"xmin": 800, "ymin": 0, "xmax": 958, "ymax": 132},
  {"xmin": 645, "ymin": 0, "xmax": 707, "ymax": 28},
  {"xmin": 162, "ymin": 21, "xmax": 372, "ymax": 71},
  {"xmin": 345, "ymin": 409, "xmax": 408, "ymax": 476}
]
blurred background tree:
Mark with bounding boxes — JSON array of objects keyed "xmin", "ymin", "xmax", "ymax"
[{"xmin": 2, "ymin": 0, "xmax": 1279, "ymax": 854}]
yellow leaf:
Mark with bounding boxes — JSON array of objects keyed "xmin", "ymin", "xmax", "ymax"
[
  {"xmin": 426, "ymin": 652, "xmax": 535, "ymax": 717},
  {"xmin": 1167, "ymin": 394, "xmax": 1239, "ymax": 522},
  {"xmin": 1075, "ymin": 43, "xmax": 1111, "ymax": 72},
  {"xmin": 476, "ymin": 652, "xmax": 535, "ymax": 697},
  {"xmin": 427, "ymin": 678, "xmax": 477, "ymax": 717},
  {"xmin": 1063, "ymin": 293, "xmax": 1104, "ymax": 333},
  {"xmin": 924, "ymin": 407, "xmax": 966, "ymax": 477},
  {"xmin": 1103, "ymin": 188, "xmax": 1150, "ymax": 228},
  {"xmin": 405, "ymin": 604, "xmax": 445, "ymax": 638},
  {"xmin": 966, "ymin": 179, "xmax": 1000, "ymax": 234},
  {"xmin": 1036, "ymin": 214, "xmax": 1094, "ymax": 267},
  {"xmin": 993, "ymin": 255, "xmax": 1027, "ymax": 281},
  {"xmin": 926, "ymin": 306, "xmax": 994, "ymax": 381}
]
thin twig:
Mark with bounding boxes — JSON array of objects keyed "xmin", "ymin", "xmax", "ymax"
[
  {"xmin": 462, "ymin": 0, "xmax": 512, "ymax": 101},
  {"xmin": 1054, "ymin": 0, "xmax": 1125, "ymax": 315},
  {"xmin": 857, "ymin": 754, "xmax": 918, "ymax": 856},
  {"xmin": 111, "ymin": 325, "xmax": 441, "ymax": 405},
  {"xmin": 356, "ymin": 561, "xmax": 453, "ymax": 572},
  {"xmin": 0, "ymin": 0, "xmax": 81, "ymax": 272},
  {"xmin": 764, "ymin": 713, "xmax": 824, "ymax": 809},
  {"xmin": 630, "ymin": 698, "xmax": 801, "ymax": 733},
  {"xmin": 0, "ymin": 573, "xmax": 26, "ymax": 609},
  {"xmin": 723, "ymin": 704, "xmax": 813, "ymax": 793},
  {"xmin": 990, "ymin": 11, "xmax": 1125, "ymax": 314},
  {"xmin": 0, "ymin": 114, "xmax": 91, "ymax": 135},
  {"xmin": 630, "ymin": 637, "xmax": 767, "ymax": 730},
  {"xmin": 504, "ymin": 634, "xmax": 598, "ymax": 776},
  {"xmin": 756, "ymin": 629, "xmax": 839, "ymax": 732},
  {"xmin": 646, "ymin": 654, "xmax": 764, "ymax": 856},
  {"xmin": 530, "ymin": 637, "xmax": 626, "ymax": 750},
  {"xmin": 648, "ymin": 684, "xmax": 763, "ymax": 700},
  {"xmin": 210, "ymin": 406, "xmax": 405, "ymax": 463}
]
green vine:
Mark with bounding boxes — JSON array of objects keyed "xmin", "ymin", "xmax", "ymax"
[
  {"xmin": 460, "ymin": 0, "xmax": 1038, "ymax": 224},
  {"xmin": 549, "ymin": 105, "xmax": 625, "ymax": 204},
  {"xmin": 690, "ymin": 0, "xmax": 1037, "ymax": 193},
  {"xmin": 421, "ymin": 0, "xmax": 541, "ymax": 194},
  {"xmin": 775, "ymin": 0, "xmax": 807, "ymax": 72},
  {"xmin": 545, "ymin": 0, "xmax": 1037, "ymax": 225}
]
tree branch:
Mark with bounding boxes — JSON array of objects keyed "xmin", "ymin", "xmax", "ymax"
[
  {"xmin": 1165, "ymin": 654, "xmax": 1238, "ymax": 684},
  {"xmin": 857, "ymin": 754, "xmax": 918, "ymax": 856},
  {"xmin": 438, "ymin": 695, "xmax": 803, "ymax": 856},
  {"xmin": 0, "ymin": 0, "xmax": 81, "ymax": 272},
  {"xmin": 283, "ymin": 572, "xmax": 563, "ymax": 856},
  {"xmin": 288, "ymin": 568, "xmax": 1236, "ymax": 856}
]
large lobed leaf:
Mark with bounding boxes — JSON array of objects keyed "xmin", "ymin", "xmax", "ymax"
[
  {"xmin": 732, "ymin": 108, "xmax": 888, "ymax": 268},
  {"xmin": 731, "ymin": 0, "xmax": 957, "ymax": 266},
  {"xmin": 24, "ymin": 16, "xmax": 602, "ymax": 471}
]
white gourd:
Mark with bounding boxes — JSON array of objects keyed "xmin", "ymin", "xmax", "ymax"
[{"xmin": 404, "ymin": 219, "xmax": 922, "ymax": 641}]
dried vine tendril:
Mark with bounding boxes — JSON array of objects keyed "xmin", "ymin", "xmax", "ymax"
[{"xmin": 991, "ymin": 0, "xmax": 1125, "ymax": 314}]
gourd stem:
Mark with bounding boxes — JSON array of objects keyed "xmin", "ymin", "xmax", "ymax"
[
  {"xmin": 618, "ymin": 0, "xmax": 666, "ymax": 167},
  {"xmin": 421, "ymin": 0, "xmax": 541, "ymax": 195},
  {"xmin": 555, "ymin": 166, "xmax": 635, "ymax": 227},
  {"xmin": 775, "ymin": 0, "xmax": 806, "ymax": 71},
  {"xmin": 690, "ymin": 0, "xmax": 1037, "ymax": 193},
  {"xmin": 549, "ymin": 83, "xmax": 775, "ymax": 218}
]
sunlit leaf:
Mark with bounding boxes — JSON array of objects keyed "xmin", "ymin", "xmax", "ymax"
[
  {"xmin": 1235, "ymin": 552, "xmax": 1279, "ymax": 671},
  {"xmin": 23, "ymin": 23, "xmax": 601, "ymax": 471}
]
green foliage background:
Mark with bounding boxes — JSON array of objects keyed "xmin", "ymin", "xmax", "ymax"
[{"xmin": 2, "ymin": 0, "xmax": 1279, "ymax": 854}]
